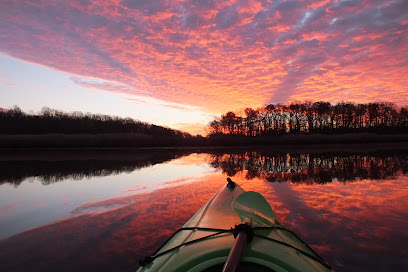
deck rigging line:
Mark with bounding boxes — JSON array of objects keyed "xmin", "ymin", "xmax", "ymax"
[{"xmin": 139, "ymin": 226, "xmax": 332, "ymax": 270}]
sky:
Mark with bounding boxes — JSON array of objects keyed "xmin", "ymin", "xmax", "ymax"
[{"xmin": 1, "ymin": 0, "xmax": 407, "ymax": 135}]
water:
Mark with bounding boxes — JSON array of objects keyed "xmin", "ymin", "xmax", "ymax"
[{"xmin": 0, "ymin": 148, "xmax": 407, "ymax": 272}]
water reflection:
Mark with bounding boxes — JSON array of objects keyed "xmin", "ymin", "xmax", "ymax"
[
  {"xmin": 0, "ymin": 174, "xmax": 229, "ymax": 272},
  {"xmin": 0, "ymin": 149, "xmax": 407, "ymax": 272},
  {"xmin": 208, "ymin": 151, "xmax": 408, "ymax": 183},
  {"xmin": 2, "ymin": 149, "xmax": 407, "ymax": 187},
  {"xmin": 0, "ymin": 151, "xmax": 213, "ymax": 240},
  {"xmin": 1, "ymin": 172, "xmax": 407, "ymax": 272},
  {"xmin": 0, "ymin": 149, "xmax": 193, "ymax": 186}
]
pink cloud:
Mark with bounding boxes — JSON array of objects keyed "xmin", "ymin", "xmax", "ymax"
[
  {"xmin": 70, "ymin": 76, "xmax": 146, "ymax": 96},
  {"xmin": 0, "ymin": 203, "xmax": 19, "ymax": 212},
  {"xmin": 0, "ymin": 75, "xmax": 18, "ymax": 88},
  {"xmin": 0, "ymin": 0, "xmax": 407, "ymax": 118}
]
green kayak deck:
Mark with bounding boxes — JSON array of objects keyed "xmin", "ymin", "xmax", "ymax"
[{"xmin": 137, "ymin": 181, "xmax": 333, "ymax": 272}]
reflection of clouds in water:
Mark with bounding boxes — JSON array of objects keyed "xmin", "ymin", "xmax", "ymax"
[
  {"xmin": 122, "ymin": 186, "xmax": 148, "ymax": 193},
  {"xmin": 282, "ymin": 177, "xmax": 408, "ymax": 271},
  {"xmin": 71, "ymin": 175, "xmax": 210, "ymax": 216},
  {"xmin": 0, "ymin": 174, "xmax": 229, "ymax": 271},
  {"xmin": 163, "ymin": 176, "xmax": 204, "ymax": 186},
  {"xmin": 229, "ymin": 173, "xmax": 408, "ymax": 271},
  {"xmin": 1, "ymin": 151, "xmax": 408, "ymax": 272},
  {"xmin": 2, "ymin": 172, "xmax": 407, "ymax": 272},
  {"xmin": 70, "ymin": 196, "xmax": 137, "ymax": 216},
  {"xmin": 0, "ymin": 152, "xmax": 213, "ymax": 239},
  {"xmin": 0, "ymin": 204, "xmax": 20, "ymax": 219},
  {"xmin": 168, "ymin": 153, "xmax": 209, "ymax": 165}
]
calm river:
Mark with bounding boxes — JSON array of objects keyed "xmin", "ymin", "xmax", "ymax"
[{"xmin": 0, "ymin": 147, "xmax": 407, "ymax": 272}]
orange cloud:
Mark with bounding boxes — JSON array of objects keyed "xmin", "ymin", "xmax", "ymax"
[
  {"xmin": 173, "ymin": 122, "xmax": 207, "ymax": 135},
  {"xmin": 1, "ymin": 0, "xmax": 407, "ymax": 123},
  {"xmin": 308, "ymin": 0, "xmax": 331, "ymax": 9}
]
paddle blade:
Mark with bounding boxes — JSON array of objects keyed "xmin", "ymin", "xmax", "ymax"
[{"xmin": 232, "ymin": 191, "xmax": 275, "ymax": 227}]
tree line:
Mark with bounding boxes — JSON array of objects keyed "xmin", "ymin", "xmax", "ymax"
[
  {"xmin": 0, "ymin": 105, "xmax": 191, "ymax": 138},
  {"xmin": 207, "ymin": 101, "xmax": 408, "ymax": 136}
]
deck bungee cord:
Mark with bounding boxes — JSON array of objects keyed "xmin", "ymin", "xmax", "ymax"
[{"xmin": 140, "ymin": 225, "xmax": 332, "ymax": 270}]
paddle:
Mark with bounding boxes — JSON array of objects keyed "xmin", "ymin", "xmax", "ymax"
[
  {"xmin": 232, "ymin": 191, "xmax": 275, "ymax": 227},
  {"xmin": 222, "ymin": 191, "xmax": 276, "ymax": 272}
]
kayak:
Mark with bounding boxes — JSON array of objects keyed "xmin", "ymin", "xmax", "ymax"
[{"xmin": 137, "ymin": 178, "xmax": 334, "ymax": 272}]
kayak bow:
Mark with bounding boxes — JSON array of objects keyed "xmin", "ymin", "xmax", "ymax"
[{"xmin": 137, "ymin": 179, "xmax": 333, "ymax": 272}]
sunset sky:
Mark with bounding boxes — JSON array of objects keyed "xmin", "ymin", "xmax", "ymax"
[{"xmin": 1, "ymin": 0, "xmax": 407, "ymax": 135}]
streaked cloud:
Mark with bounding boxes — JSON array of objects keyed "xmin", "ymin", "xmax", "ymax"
[
  {"xmin": 70, "ymin": 76, "xmax": 146, "ymax": 96},
  {"xmin": 0, "ymin": 75, "xmax": 18, "ymax": 88},
  {"xmin": 1, "ymin": 0, "xmax": 407, "ymax": 129},
  {"xmin": 124, "ymin": 97, "xmax": 204, "ymax": 112},
  {"xmin": 173, "ymin": 122, "xmax": 208, "ymax": 135}
]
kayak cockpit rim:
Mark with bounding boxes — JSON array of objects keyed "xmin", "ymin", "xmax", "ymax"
[{"xmin": 139, "ymin": 226, "xmax": 332, "ymax": 270}]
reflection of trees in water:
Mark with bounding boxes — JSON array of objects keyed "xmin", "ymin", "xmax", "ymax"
[
  {"xmin": 0, "ymin": 150, "xmax": 191, "ymax": 186},
  {"xmin": 209, "ymin": 152, "xmax": 408, "ymax": 183}
]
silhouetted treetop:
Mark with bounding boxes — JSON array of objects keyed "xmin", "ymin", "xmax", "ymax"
[
  {"xmin": 207, "ymin": 101, "xmax": 408, "ymax": 136},
  {"xmin": 0, "ymin": 106, "xmax": 191, "ymax": 137}
]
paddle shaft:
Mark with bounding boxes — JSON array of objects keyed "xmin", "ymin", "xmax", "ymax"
[{"xmin": 222, "ymin": 231, "xmax": 248, "ymax": 272}]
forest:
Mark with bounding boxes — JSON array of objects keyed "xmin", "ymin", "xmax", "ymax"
[
  {"xmin": 0, "ymin": 106, "xmax": 206, "ymax": 147},
  {"xmin": 0, "ymin": 106, "xmax": 190, "ymax": 137},
  {"xmin": 2, "ymin": 102, "xmax": 408, "ymax": 148},
  {"xmin": 208, "ymin": 101, "xmax": 408, "ymax": 136}
]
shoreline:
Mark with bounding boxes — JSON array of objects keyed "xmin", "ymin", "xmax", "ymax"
[
  {"xmin": 1, "ymin": 132, "xmax": 408, "ymax": 149},
  {"xmin": 1, "ymin": 140, "xmax": 408, "ymax": 159}
]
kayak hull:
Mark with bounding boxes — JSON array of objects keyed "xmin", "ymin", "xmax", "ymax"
[{"xmin": 137, "ymin": 182, "xmax": 333, "ymax": 272}]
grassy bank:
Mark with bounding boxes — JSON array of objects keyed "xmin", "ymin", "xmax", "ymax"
[
  {"xmin": 2, "ymin": 132, "xmax": 408, "ymax": 148},
  {"xmin": 0, "ymin": 133, "xmax": 204, "ymax": 148},
  {"xmin": 207, "ymin": 133, "xmax": 408, "ymax": 146}
]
